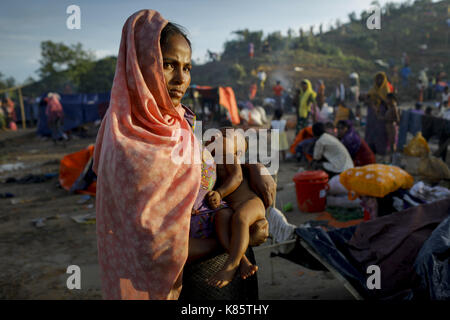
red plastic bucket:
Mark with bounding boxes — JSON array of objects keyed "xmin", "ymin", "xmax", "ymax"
[{"xmin": 293, "ymin": 170, "xmax": 329, "ymax": 213}]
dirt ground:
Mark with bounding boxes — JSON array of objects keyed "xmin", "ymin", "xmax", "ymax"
[{"xmin": 0, "ymin": 104, "xmax": 442, "ymax": 300}]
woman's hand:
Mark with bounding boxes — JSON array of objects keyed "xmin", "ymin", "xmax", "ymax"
[{"xmin": 247, "ymin": 163, "xmax": 276, "ymax": 208}]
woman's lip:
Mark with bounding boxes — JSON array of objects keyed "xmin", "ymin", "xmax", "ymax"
[{"xmin": 169, "ymin": 90, "xmax": 184, "ymax": 97}]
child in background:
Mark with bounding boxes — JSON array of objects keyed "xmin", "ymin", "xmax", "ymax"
[{"xmin": 271, "ymin": 108, "xmax": 289, "ymax": 161}]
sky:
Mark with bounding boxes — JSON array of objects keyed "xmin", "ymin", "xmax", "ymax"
[{"xmin": 0, "ymin": 0, "xmax": 408, "ymax": 83}]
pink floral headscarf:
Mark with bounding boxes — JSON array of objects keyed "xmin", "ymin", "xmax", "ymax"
[{"xmin": 93, "ymin": 9, "xmax": 201, "ymax": 300}]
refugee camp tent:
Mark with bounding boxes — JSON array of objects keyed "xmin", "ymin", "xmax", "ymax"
[
  {"xmin": 59, "ymin": 145, "xmax": 96, "ymax": 196},
  {"xmin": 36, "ymin": 92, "xmax": 110, "ymax": 136},
  {"xmin": 188, "ymin": 85, "xmax": 240, "ymax": 125}
]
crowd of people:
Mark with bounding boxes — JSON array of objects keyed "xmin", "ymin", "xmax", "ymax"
[{"xmin": 267, "ymin": 66, "xmax": 449, "ymax": 172}]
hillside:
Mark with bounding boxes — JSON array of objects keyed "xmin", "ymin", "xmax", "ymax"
[{"xmin": 191, "ymin": 0, "xmax": 449, "ymax": 102}]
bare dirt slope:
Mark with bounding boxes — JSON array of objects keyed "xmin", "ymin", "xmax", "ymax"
[{"xmin": 0, "ymin": 125, "xmax": 354, "ymax": 300}]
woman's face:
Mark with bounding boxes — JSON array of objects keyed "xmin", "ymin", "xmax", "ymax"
[
  {"xmin": 161, "ymin": 33, "xmax": 192, "ymax": 107},
  {"xmin": 375, "ymin": 74, "xmax": 384, "ymax": 87},
  {"xmin": 337, "ymin": 124, "xmax": 347, "ymax": 138},
  {"xmin": 301, "ymin": 82, "xmax": 307, "ymax": 91}
]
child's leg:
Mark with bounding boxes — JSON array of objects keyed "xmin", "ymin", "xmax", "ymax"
[
  {"xmin": 213, "ymin": 208, "xmax": 233, "ymax": 250},
  {"xmin": 207, "ymin": 198, "xmax": 265, "ymax": 288},
  {"xmin": 211, "ymin": 207, "xmax": 261, "ymax": 283}
]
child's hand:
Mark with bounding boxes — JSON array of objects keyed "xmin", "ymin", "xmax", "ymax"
[{"xmin": 207, "ymin": 191, "xmax": 221, "ymax": 209}]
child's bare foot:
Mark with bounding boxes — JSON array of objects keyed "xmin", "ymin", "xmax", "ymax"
[
  {"xmin": 240, "ymin": 256, "xmax": 258, "ymax": 279},
  {"xmin": 206, "ymin": 262, "xmax": 238, "ymax": 288}
]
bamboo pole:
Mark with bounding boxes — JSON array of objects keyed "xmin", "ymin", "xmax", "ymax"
[{"xmin": 18, "ymin": 86, "xmax": 26, "ymax": 129}]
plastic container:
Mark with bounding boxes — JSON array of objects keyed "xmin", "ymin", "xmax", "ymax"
[
  {"xmin": 363, "ymin": 209, "xmax": 371, "ymax": 221},
  {"xmin": 293, "ymin": 170, "xmax": 329, "ymax": 213}
]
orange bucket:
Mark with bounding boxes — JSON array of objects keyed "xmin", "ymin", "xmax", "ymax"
[{"xmin": 293, "ymin": 170, "xmax": 329, "ymax": 213}]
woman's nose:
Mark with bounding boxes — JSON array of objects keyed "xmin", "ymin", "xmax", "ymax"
[{"xmin": 172, "ymin": 67, "xmax": 188, "ymax": 85}]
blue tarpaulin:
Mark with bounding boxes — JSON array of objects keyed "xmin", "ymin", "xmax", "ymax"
[{"xmin": 35, "ymin": 92, "xmax": 110, "ymax": 136}]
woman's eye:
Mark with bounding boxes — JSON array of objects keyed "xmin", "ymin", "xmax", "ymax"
[{"xmin": 164, "ymin": 63, "xmax": 173, "ymax": 69}]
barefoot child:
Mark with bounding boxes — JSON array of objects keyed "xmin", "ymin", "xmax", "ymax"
[{"xmin": 205, "ymin": 128, "xmax": 267, "ymax": 288}]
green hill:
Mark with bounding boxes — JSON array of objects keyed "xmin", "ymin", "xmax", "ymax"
[{"xmin": 191, "ymin": 0, "xmax": 449, "ymax": 102}]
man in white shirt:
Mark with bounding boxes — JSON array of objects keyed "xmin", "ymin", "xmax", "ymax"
[{"xmin": 311, "ymin": 122, "xmax": 354, "ymax": 177}]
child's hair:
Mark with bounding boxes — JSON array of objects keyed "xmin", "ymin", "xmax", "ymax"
[
  {"xmin": 425, "ymin": 106, "xmax": 433, "ymax": 115},
  {"xmin": 312, "ymin": 122, "xmax": 325, "ymax": 137},
  {"xmin": 273, "ymin": 108, "xmax": 283, "ymax": 120},
  {"xmin": 415, "ymin": 102, "xmax": 423, "ymax": 110},
  {"xmin": 324, "ymin": 121, "xmax": 335, "ymax": 131}
]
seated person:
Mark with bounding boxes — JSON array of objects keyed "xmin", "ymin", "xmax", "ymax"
[
  {"xmin": 337, "ymin": 120, "xmax": 375, "ymax": 167},
  {"xmin": 204, "ymin": 128, "xmax": 267, "ymax": 288},
  {"xmin": 295, "ymin": 122, "xmax": 335, "ymax": 163},
  {"xmin": 310, "ymin": 122, "xmax": 354, "ymax": 178},
  {"xmin": 290, "ymin": 126, "xmax": 314, "ymax": 161}
]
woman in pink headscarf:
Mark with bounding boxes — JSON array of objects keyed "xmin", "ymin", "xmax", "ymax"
[
  {"xmin": 45, "ymin": 93, "xmax": 64, "ymax": 144},
  {"xmin": 93, "ymin": 10, "xmax": 275, "ymax": 300}
]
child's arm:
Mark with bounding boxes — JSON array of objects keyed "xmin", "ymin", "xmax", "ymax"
[
  {"xmin": 216, "ymin": 160, "xmax": 243, "ymax": 198},
  {"xmin": 207, "ymin": 158, "xmax": 243, "ymax": 209}
]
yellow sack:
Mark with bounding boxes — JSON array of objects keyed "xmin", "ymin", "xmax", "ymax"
[
  {"xmin": 339, "ymin": 164, "xmax": 414, "ymax": 199},
  {"xmin": 403, "ymin": 132, "xmax": 430, "ymax": 157},
  {"xmin": 418, "ymin": 155, "xmax": 450, "ymax": 183}
]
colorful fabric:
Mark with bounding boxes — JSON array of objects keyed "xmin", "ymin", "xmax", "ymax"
[
  {"xmin": 189, "ymin": 213, "xmax": 216, "ymax": 239},
  {"xmin": 93, "ymin": 10, "xmax": 201, "ymax": 300},
  {"xmin": 273, "ymin": 84, "xmax": 284, "ymax": 97},
  {"xmin": 298, "ymin": 79, "xmax": 317, "ymax": 119},
  {"xmin": 334, "ymin": 105, "xmax": 351, "ymax": 126},
  {"xmin": 290, "ymin": 126, "xmax": 313, "ymax": 154},
  {"xmin": 353, "ymin": 139, "xmax": 375, "ymax": 167},
  {"xmin": 339, "ymin": 164, "xmax": 414, "ymax": 199},
  {"xmin": 45, "ymin": 95, "xmax": 64, "ymax": 122},
  {"xmin": 316, "ymin": 80, "xmax": 325, "ymax": 107},
  {"xmin": 368, "ymin": 72, "xmax": 392, "ymax": 107},
  {"xmin": 341, "ymin": 125, "xmax": 361, "ymax": 157}
]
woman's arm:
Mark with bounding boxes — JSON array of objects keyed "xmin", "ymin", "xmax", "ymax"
[{"xmin": 242, "ymin": 162, "xmax": 276, "ymax": 208}]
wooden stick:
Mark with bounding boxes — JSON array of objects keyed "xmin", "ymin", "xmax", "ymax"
[{"xmin": 18, "ymin": 87, "xmax": 26, "ymax": 129}]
